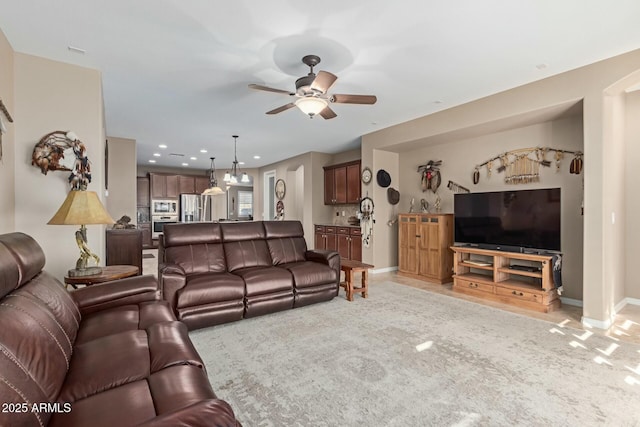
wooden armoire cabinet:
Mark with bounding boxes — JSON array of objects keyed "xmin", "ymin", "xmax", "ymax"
[{"xmin": 398, "ymin": 213, "xmax": 454, "ymax": 284}]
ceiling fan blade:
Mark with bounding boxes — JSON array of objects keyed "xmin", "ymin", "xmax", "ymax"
[
  {"xmin": 248, "ymin": 84, "xmax": 292, "ymax": 95},
  {"xmin": 310, "ymin": 71, "xmax": 338, "ymax": 94},
  {"xmin": 319, "ymin": 106, "xmax": 337, "ymax": 120},
  {"xmin": 330, "ymin": 94, "xmax": 377, "ymax": 105},
  {"xmin": 266, "ymin": 103, "xmax": 296, "ymax": 115}
]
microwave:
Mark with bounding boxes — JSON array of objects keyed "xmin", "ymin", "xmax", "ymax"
[{"xmin": 152, "ymin": 199, "xmax": 178, "ymax": 215}]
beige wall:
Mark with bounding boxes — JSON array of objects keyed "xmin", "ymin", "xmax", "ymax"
[
  {"xmin": 396, "ymin": 116, "xmax": 584, "ymax": 299},
  {"xmin": 0, "ymin": 29, "xmax": 15, "ymax": 233},
  {"xmin": 362, "ymin": 47, "xmax": 640, "ymax": 326},
  {"xmin": 106, "ymin": 136, "xmax": 136, "ymax": 223},
  {"xmin": 14, "ymin": 53, "xmax": 105, "ymax": 281},
  {"xmin": 624, "ymin": 91, "xmax": 640, "ymax": 299}
]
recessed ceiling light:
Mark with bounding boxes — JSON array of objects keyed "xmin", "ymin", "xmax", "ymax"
[
  {"xmin": 153, "ymin": 153, "xmax": 161, "ymax": 157},
  {"xmin": 200, "ymin": 149, "xmax": 208, "ymax": 153},
  {"xmin": 158, "ymin": 144, "xmax": 167, "ymax": 149},
  {"xmin": 253, "ymin": 155, "xmax": 261, "ymax": 159},
  {"xmin": 190, "ymin": 156, "xmax": 197, "ymax": 160},
  {"xmin": 148, "ymin": 159, "xmax": 156, "ymax": 163},
  {"xmin": 239, "ymin": 161, "xmax": 245, "ymax": 165},
  {"xmin": 182, "ymin": 163, "xmax": 189, "ymax": 166}
]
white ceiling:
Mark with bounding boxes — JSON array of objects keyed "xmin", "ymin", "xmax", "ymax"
[{"xmin": 1, "ymin": 0, "xmax": 640, "ymax": 171}]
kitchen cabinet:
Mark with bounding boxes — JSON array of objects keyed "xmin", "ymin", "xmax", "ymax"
[
  {"xmin": 323, "ymin": 160, "xmax": 360, "ymax": 205},
  {"xmin": 315, "ymin": 224, "xmax": 361, "ymax": 261},
  {"xmin": 195, "ymin": 176, "xmax": 210, "ymax": 194},
  {"xmin": 178, "ymin": 175, "xmax": 195, "ymax": 194},
  {"xmin": 150, "ymin": 174, "xmax": 179, "ymax": 198},
  {"xmin": 398, "ymin": 214, "xmax": 453, "ymax": 284},
  {"xmin": 136, "ymin": 177, "xmax": 150, "ymax": 207}
]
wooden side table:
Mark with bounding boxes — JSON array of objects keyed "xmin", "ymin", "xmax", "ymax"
[
  {"xmin": 340, "ymin": 259, "xmax": 374, "ymax": 301},
  {"xmin": 64, "ymin": 265, "xmax": 139, "ymax": 290}
]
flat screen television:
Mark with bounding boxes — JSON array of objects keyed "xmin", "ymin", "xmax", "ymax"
[{"xmin": 454, "ymin": 188, "xmax": 561, "ymax": 252}]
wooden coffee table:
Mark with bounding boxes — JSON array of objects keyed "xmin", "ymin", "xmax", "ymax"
[
  {"xmin": 64, "ymin": 265, "xmax": 139, "ymax": 290},
  {"xmin": 340, "ymin": 259, "xmax": 374, "ymax": 301}
]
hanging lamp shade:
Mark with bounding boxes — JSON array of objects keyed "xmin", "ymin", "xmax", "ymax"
[{"xmin": 202, "ymin": 157, "xmax": 225, "ymax": 196}]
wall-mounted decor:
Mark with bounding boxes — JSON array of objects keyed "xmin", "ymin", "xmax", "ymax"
[
  {"xmin": 0, "ymin": 97, "xmax": 13, "ymax": 162},
  {"xmin": 276, "ymin": 200, "xmax": 285, "ymax": 220},
  {"xmin": 417, "ymin": 160, "xmax": 442, "ymax": 193},
  {"xmin": 275, "ymin": 178, "xmax": 286, "ymax": 200},
  {"xmin": 361, "ymin": 166, "xmax": 372, "ymax": 184},
  {"xmin": 473, "ymin": 147, "xmax": 583, "ymax": 185},
  {"xmin": 447, "ymin": 180, "xmax": 470, "ymax": 194},
  {"xmin": 358, "ymin": 195, "xmax": 375, "ymax": 247},
  {"xmin": 32, "ymin": 131, "xmax": 93, "ymax": 190}
]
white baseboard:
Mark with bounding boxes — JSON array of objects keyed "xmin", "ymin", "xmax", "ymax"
[
  {"xmin": 560, "ymin": 297, "xmax": 583, "ymax": 307},
  {"xmin": 581, "ymin": 316, "xmax": 613, "ymax": 330},
  {"xmin": 581, "ymin": 297, "xmax": 640, "ymax": 330},
  {"xmin": 371, "ymin": 266, "xmax": 398, "ymax": 274}
]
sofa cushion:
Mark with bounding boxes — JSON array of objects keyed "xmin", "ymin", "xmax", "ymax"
[
  {"xmin": 61, "ymin": 322, "xmax": 205, "ymax": 403},
  {"xmin": 264, "ymin": 221, "xmax": 307, "ymax": 264},
  {"xmin": 163, "ymin": 222, "xmax": 222, "ymax": 246},
  {"xmin": 220, "ymin": 221, "xmax": 265, "ymax": 241},
  {"xmin": 233, "ymin": 266, "xmax": 293, "ymax": 296},
  {"xmin": 224, "ymin": 239, "xmax": 272, "ymax": 271},
  {"xmin": 75, "ymin": 300, "xmax": 175, "ymax": 344},
  {"xmin": 280, "ymin": 261, "xmax": 338, "ymax": 288},
  {"xmin": 164, "ymin": 243, "xmax": 227, "ymax": 275},
  {"xmin": 0, "ymin": 243, "xmax": 19, "ymax": 298},
  {"xmin": 177, "ymin": 272, "xmax": 245, "ymax": 308},
  {"xmin": 0, "ymin": 232, "xmax": 45, "ymax": 287}
]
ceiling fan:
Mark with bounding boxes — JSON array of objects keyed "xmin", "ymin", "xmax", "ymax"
[{"xmin": 248, "ymin": 54, "xmax": 377, "ymax": 119}]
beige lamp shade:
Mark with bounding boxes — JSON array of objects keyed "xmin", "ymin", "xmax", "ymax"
[{"xmin": 48, "ymin": 190, "xmax": 115, "ymax": 225}]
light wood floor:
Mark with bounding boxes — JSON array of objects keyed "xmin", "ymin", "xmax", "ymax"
[{"xmin": 143, "ymin": 249, "xmax": 640, "ymax": 345}]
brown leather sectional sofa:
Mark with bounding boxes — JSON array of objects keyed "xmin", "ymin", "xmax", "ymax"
[
  {"xmin": 158, "ymin": 220, "xmax": 340, "ymax": 330},
  {"xmin": 0, "ymin": 232, "xmax": 240, "ymax": 427}
]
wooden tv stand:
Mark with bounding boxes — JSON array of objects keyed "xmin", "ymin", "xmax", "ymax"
[{"xmin": 450, "ymin": 246, "xmax": 561, "ymax": 313}]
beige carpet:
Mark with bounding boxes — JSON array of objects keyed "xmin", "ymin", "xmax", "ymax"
[{"xmin": 189, "ymin": 282, "xmax": 640, "ymax": 426}]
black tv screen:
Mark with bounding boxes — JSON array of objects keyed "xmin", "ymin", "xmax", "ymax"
[{"xmin": 454, "ymin": 188, "xmax": 561, "ymax": 252}]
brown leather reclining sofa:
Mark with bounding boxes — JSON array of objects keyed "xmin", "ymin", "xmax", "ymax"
[
  {"xmin": 0, "ymin": 232, "xmax": 240, "ymax": 427},
  {"xmin": 158, "ymin": 220, "xmax": 340, "ymax": 330}
]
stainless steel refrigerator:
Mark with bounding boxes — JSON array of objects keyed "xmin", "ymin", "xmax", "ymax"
[{"xmin": 180, "ymin": 194, "xmax": 209, "ymax": 222}]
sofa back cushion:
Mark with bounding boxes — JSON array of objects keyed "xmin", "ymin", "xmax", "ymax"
[
  {"xmin": 221, "ymin": 222, "xmax": 272, "ymax": 271},
  {"xmin": 264, "ymin": 221, "xmax": 307, "ymax": 265},
  {"xmin": 0, "ymin": 242, "xmax": 19, "ymax": 298},
  {"xmin": 162, "ymin": 223, "xmax": 227, "ymax": 274},
  {"xmin": 0, "ymin": 233, "xmax": 45, "ymax": 289}
]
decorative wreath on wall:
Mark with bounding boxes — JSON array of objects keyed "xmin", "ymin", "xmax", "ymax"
[{"xmin": 32, "ymin": 131, "xmax": 92, "ymax": 190}]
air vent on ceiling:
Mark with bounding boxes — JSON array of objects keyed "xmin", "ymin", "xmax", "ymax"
[{"xmin": 169, "ymin": 153, "xmax": 185, "ymax": 157}]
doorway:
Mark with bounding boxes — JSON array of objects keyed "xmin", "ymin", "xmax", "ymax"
[{"xmin": 264, "ymin": 170, "xmax": 275, "ymax": 220}]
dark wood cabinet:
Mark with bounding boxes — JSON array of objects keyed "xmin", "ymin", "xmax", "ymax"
[
  {"xmin": 323, "ymin": 160, "xmax": 361, "ymax": 205},
  {"xmin": 106, "ymin": 229, "xmax": 143, "ymax": 274},
  {"xmin": 150, "ymin": 174, "xmax": 179, "ymax": 199},
  {"xmin": 136, "ymin": 177, "xmax": 150, "ymax": 207},
  {"xmin": 314, "ymin": 224, "xmax": 361, "ymax": 261},
  {"xmin": 178, "ymin": 175, "xmax": 195, "ymax": 194},
  {"xmin": 195, "ymin": 176, "xmax": 210, "ymax": 194}
]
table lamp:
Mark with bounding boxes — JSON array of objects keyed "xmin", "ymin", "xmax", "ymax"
[{"xmin": 48, "ymin": 189, "xmax": 115, "ymax": 277}]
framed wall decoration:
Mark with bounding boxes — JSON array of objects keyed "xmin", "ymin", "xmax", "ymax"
[{"xmin": 275, "ymin": 178, "xmax": 286, "ymax": 200}]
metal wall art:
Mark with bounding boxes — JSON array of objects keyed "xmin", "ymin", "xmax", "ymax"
[
  {"xmin": 447, "ymin": 180, "xmax": 470, "ymax": 193},
  {"xmin": 417, "ymin": 160, "xmax": 442, "ymax": 193},
  {"xmin": 32, "ymin": 131, "xmax": 93, "ymax": 190},
  {"xmin": 473, "ymin": 147, "xmax": 583, "ymax": 185}
]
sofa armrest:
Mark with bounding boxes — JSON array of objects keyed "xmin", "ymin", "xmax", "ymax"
[
  {"xmin": 71, "ymin": 275, "xmax": 159, "ymax": 316},
  {"xmin": 158, "ymin": 262, "xmax": 188, "ymax": 310},
  {"xmin": 136, "ymin": 399, "xmax": 241, "ymax": 427},
  {"xmin": 305, "ymin": 249, "xmax": 340, "ymax": 278}
]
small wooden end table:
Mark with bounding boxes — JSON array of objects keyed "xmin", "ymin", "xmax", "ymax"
[
  {"xmin": 340, "ymin": 259, "xmax": 374, "ymax": 302},
  {"xmin": 64, "ymin": 265, "xmax": 139, "ymax": 290}
]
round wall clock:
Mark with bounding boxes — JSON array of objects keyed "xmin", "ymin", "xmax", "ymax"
[
  {"xmin": 361, "ymin": 167, "xmax": 372, "ymax": 184},
  {"xmin": 275, "ymin": 178, "xmax": 286, "ymax": 200}
]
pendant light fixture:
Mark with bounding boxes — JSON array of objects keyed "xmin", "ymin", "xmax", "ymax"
[
  {"xmin": 202, "ymin": 157, "xmax": 225, "ymax": 196},
  {"xmin": 223, "ymin": 135, "xmax": 250, "ymax": 184}
]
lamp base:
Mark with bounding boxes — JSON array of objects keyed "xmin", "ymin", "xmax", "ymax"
[{"xmin": 67, "ymin": 266, "xmax": 103, "ymax": 277}]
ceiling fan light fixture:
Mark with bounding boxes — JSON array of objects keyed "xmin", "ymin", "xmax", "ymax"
[{"xmin": 295, "ymin": 97, "xmax": 327, "ymax": 117}]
